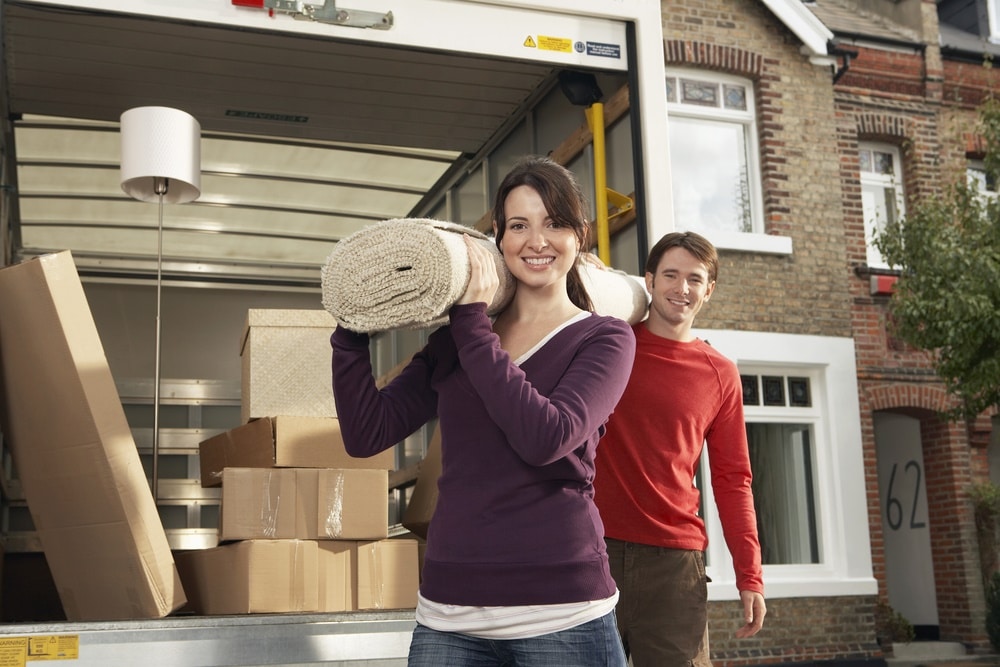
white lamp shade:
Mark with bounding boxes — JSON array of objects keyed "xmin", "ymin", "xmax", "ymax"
[{"xmin": 120, "ymin": 106, "xmax": 201, "ymax": 204}]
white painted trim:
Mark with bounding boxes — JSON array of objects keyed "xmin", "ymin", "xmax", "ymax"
[
  {"xmin": 691, "ymin": 330, "xmax": 877, "ymax": 600},
  {"xmin": 758, "ymin": 0, "xmax": 835, "ymax": 57},
  {"xmin": 705, "ymin": 231, "xmax": 794, "ymax": 256},
  {"xmin": 989, "ymin": 0, "xmax": 1000, "ymax": 43},
  {"xmin": 832, "ymin": 37, "xmax": 922, "ymax": 55}
]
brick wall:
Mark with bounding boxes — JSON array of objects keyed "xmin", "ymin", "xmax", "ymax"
[
  {"xmin": 834, "ymin": 15, "xmax": 997, "ymax": 652},
  {"xmin": 707, "ymin": 596, "xmax": 882, "ymax": 666},
  {"xmin": 662, "ymin": 0, "xmax": 852, "ymax": 339},
  {"xmin": 661, "ymin": 1, "xmax": 883, "ymax": 664},
  {"xmin": 660, "ymin": 0, "xmax": 999, "ymax": 659}
]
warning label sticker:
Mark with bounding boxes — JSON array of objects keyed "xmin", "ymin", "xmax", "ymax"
[
  {"xmin": 586, "ymin": 41, "xmax": 622, "ymax": 59},
  {"xmin": 0, "ymin": 637, "xmax": 26, "ymax": 667},
  {"xmin": 523, "ymin": 35, "xmax": 537, "ymax": 48},
  {"xmin": 537, "ymin": 35, "xmax": 572, "ymax": 53},
  {"xmin": 27, "ymin": 635, "xmax": 78, "ymax": 662}
]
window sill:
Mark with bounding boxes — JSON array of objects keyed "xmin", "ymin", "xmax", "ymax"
[{"xmin": 703, "ymin": 231, "xmax": 793, "ymax": 255}]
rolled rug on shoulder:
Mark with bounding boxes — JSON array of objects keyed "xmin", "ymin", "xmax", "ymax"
[
  {"xmin": 321, "ymin": 218, "xmax": 514, "ymax": 333},
  {"xmin": 580, "ymin": 262, "xmax": 649, "ymax": 325}
]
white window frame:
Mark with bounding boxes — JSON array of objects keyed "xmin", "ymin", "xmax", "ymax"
[
  {"xmin": 860, "ymin": 141, "xmax": 906, "ymax": 269},
  {"xmin": 988, "ymin": 0, "xmax": 1000, "ymax": 43},
  {"xmin": 693, "ymin": 328, "xmax": 876, "ymax": 600},
  {"xmin": 967, "ymin": 159, "xmax": 999, "ymax": 200},
  {"xmin": 665, "ymin": 69, "xmax": 791, "ymax": 256},
  {"xmin": 740, "ymin": 377, "xmax": 822, "ymax": 566}
]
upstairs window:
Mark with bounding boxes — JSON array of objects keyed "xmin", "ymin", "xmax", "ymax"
[
  {"xmin": 860, "ymin": 142, "xmax": 906, "ymax": 268},
  {"xmin": 666, "ymin": 70, "xmax": 768, "ymax": 250},
  {"xmin": 968, "ymin": 159, "xmax": 998, "ymax": 199}
]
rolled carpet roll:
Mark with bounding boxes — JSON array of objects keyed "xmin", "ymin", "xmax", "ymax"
[
  {"xmin": 321, "ymin": 217, "xmax": 650, "ymax": 333},
  {"xmin": 321, "ymin": 218, "xmax": 514, "ymax": 333},
  {"xmin": 581, "ymin": 263, "xmax": 649, "ymax": 325}
]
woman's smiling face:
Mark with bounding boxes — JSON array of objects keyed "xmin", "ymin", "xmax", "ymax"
[{"xmin": 496, "ymin": 185, "xmax": 580, "ymax": 289}]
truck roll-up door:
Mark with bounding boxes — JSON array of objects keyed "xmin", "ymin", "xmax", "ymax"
[{"xmin": 3, "ymin": 0, "xmax": 671, "ymax": 280}]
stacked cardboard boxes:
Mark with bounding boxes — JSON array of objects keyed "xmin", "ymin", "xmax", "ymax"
[{"xmin": 175, "ymin": 310, "xmax": 419, "ymax": 615}]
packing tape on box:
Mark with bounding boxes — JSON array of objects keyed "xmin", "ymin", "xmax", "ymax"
[
  {"xmin": 291, "ymin": 540, "xmax": 307, "ymax": 611},
  {"xmin": 321, "ymin": 471, "xmax": 346, "ymax": 538},
  {"xmin": 364, "ymin": 543, "xmax": 386, "ymax": 610},
  {"xmin": 259, "ymin": 471, "xmax": 280, "ymax": 538}
]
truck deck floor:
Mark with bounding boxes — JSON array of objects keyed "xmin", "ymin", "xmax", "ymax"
[{"xmin": 0, "ymin": 610, "xmax": 415, "ymax": 666}]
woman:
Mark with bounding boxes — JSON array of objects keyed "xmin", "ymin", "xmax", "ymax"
[{"xmin": 331, "ymin": 156, "xmax": 635, "ymax": 666}]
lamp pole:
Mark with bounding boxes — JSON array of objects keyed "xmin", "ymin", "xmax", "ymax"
[{"xmin": 120, "ymin": 107, "xmax": 201, "ymax": 506}]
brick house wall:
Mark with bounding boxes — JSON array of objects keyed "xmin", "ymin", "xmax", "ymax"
[
  {"xmin": 708, "ymin": 596, "xmax": 881, "ymax": 666},
  {"xmin": 659, "ymin": 0, "xmax": 999, "ymax": 662},
  {"xmin": 660, "ymin": 1, "xmax": 879, "ymax": 665},
  {"xmin": 662, "ymin": 0, "xmax": 854, "ymax": 340},
  {"xmin": 829, "ymin": 0, "xmax": 998, "ymax": 654}
]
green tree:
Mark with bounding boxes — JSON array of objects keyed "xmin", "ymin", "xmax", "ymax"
[{"xmin": 874, "ymin": 100, "xmax": 1000, "ymax": 420}]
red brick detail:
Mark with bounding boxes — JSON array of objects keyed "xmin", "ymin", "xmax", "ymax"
[
  {"xmin": 664, "ymin": 40, "xmax": 764, "ymax": 77},
  {"xmin": 866, "ymin": 383, "xmax": 954, "ymax": 413},
  {"xmin": 965, "ymin": 132, "xmax": 987, "ymax": 158}
]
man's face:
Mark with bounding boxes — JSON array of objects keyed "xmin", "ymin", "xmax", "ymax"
[{"xmin": 644, "ymin": 246, "xmax": 716, "ymax": 338}]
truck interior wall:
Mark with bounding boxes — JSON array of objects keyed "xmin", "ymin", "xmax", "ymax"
[
  {"xmin": 83, "ymin": 281, "xmax": 323, "ymax": 386},
  {"xmin": 425, "ymin": 71, "xmax": 639, "ymax": 271}
]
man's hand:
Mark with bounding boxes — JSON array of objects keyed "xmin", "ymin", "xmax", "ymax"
[{"xmin": 735, "ymin": 590, "xmax": 766, "ymax": 638}]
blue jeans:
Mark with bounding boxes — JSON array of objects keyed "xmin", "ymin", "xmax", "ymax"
[{"xmin": 407, "ymin": 610, "xmax": 628, "ymax": 667}]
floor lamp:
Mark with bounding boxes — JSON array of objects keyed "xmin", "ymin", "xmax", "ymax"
[{"xmin": 119, "ymin": 106, "xmax": 201, "ymax": 501}]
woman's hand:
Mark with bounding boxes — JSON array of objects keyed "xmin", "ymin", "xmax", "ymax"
[{"xmin": 457, "ymin": 234, "xmax": 500, "ymax": 306}]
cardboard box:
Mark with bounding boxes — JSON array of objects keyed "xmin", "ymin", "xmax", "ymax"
[
  {"xmin": 317, "ymin": 541, "xmax": 353, "ymax": 612},
  {"xmin": 401, "ymin": 425, "xmax": 442, "ymax": 540},
  {"xmin": 176, "ymin": 538, "xmax": 418, "ymax": 615},
  {"xmin": 220, "ymin": 468, "xmax": 389, "ymax": 541},
  {"xmin": 175, "ymin": 540, "xmax": 319, "ymax": 614},
  {"xmin": 199, "ymin": 415, "xmax": 395, "ymax": 487},
  {"xmin": 0, "ymin": 251, "xmax": 186, "ymax": 620},
  {"xmin": 240, "ymin": 309, "xmax": 338, "ymax": 423},
  {"xmin": 355, "ymin": 539, "xmax": 420, "ymax": 610}
]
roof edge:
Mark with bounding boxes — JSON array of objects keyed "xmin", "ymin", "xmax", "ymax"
[{"xmin": 759, "ymin": 0, "xmax": 835, "ymax": 56}]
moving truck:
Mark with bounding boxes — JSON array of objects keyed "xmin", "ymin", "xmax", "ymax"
[{"xmin": 0, "ymin": 0, "xmax": 672, "ymax": 663}]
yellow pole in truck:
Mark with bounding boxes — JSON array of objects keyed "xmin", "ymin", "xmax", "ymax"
[{"xmin": 586, "ymin": 102, "xmax": 612, "ymax": 266}]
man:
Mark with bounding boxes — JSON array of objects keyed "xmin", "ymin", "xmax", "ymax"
[{"xmin": 594, "ymin": 231, "xmax": 766, "ymax": 667}]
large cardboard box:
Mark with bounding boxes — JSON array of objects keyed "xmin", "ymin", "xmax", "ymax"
[
  {"xmin": 199, "ymin": 415, "xmax": 395, "ymax": 487},
  {"xmin": 220, "ymin": 467, "xmax": 389, "ymax": 541},
  {"xmin": 401, "ymin": 425, "xmax": 442, "ymax": 540},
  {"xmin": 0, "ymin": 251, "xmax": 186, "ymax": 620},
  {"xmin": 240, "ymin": 309, "xmax": 338, "ymax": 423},
  {"xmin": 175, "ymin": 540, "xmax": 319, "ymax": 614}
]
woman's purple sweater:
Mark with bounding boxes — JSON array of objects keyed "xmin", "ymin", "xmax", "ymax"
[{"xmin": 331, "ymin": 302, "xmax": 635, "ymax": 607}]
